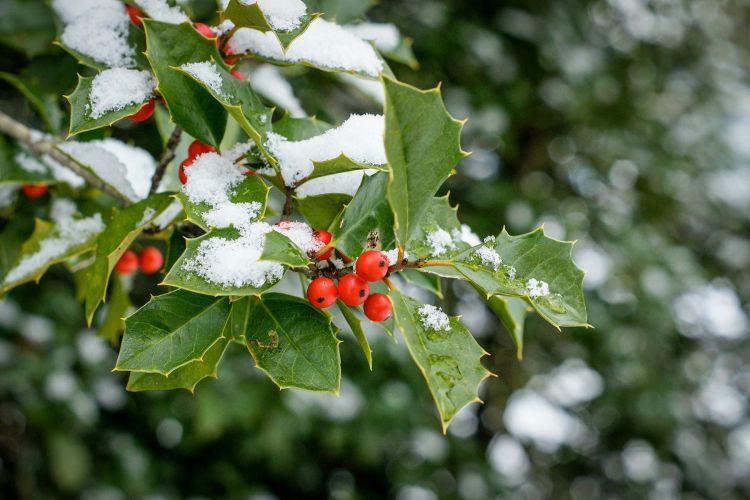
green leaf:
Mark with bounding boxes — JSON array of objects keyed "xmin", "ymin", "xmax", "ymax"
[
  {"xmin": 84, "ymin": 193, "xmax": 175, "ymax": 324},
  {"xmin": 0, "ymin": 0, "xmax": 55, "ymax": 57},
  {"xmin": 400, "ymin": 269, "xmax": 442, "ymax": 298},
  {"xmin": 162, "ymin": 227, "xmax": 307, "ymax": 296},
  {"xmin": 407, "ymin": 194, "xmax": 469, "ymax": 259},
  {"xmin": 382, "ymin": 36, "xmax": 418, "ymax": 70},
  {"xmin": 272, "ymin": 115, "xmax": 331, "ymax": 140},
  {"xmin": 337, "ymin": 300, "xmax": 372, "ymax": 369},
  {"xmin": 126, "ymin": 337, "xmax": 230, "ymax": 392},
  {"xmin": 97, "ymin": 275, "xmax": 132, "ymax": 345},
  {"xmin": 310, "ymin": 0, "xmax": 376, "ymax": 23},
  {"xmin": 223, "ymin": 0, "xmax": 319, "ymax": 50},
  {"xmin": 302, "ymin": 154, "xmax": 387, "ymax": 184},
  {"xmin": 294, "ymin": 193, "xmax": 351, "ymax": 230},
  {"xmin": 331, "ymin": 172, "xmax": 395, "ymax": 258},
  {"xmin": 383, "ymin": 77, "xmax": 467, "ymax": 246},
  {"xmin": 67, "ymin": 75, "xmax": 153, "ymax": 136},
  {"xmin": 390, "ymin": 291, "xmax": 491, "ymax": 432},
  {"xmin": 485, "ymin": 295, "xmax": 530, "ymax": 360},
  {"xmin": 0, "ymin": 211, "xmax": 103, "ymax": 295},
  {"xmin": 143, "ymin": 20, "xmax": 228, "ymax": 146},
  {"xmin": 177, "ymin": 173, "xmax": 269, "ymax": 231},
  {"xmin": 58, "ymin": 19, "xmax": 148, "ymax": 71},
  {"xmin": 115, "ymin": 290, "xmax": 230, "ymax": 375},
  {"xmin": 174, "ymin": 60, "xmax": 273, "ymax": 158},
  {"xmin": 234, "ymin": 294, "xmax": 341, "ymax": 392}
]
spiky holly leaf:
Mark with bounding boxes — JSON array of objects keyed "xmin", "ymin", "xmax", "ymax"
[
  {"xmin": 143, "ymin": 20, "xmax": 228, "ymax": 146},
  {"xmin": 223, "ymin": 0, "xmax": 319, "ymax": 50},
  {"xmin": 231, "ymin": 294, "xmax": 341, "ymax": 393},
  {"xmin": 383, "ymin": 77, "xmax": 467, "ymax": 247},
  {"xmin": 115, "ymin": 290, "xmax": 230, "ymax": 375},
  {"xmin": 390, "ymin": 291, "xmax": 492, "ymax": 432},
  {"xmin": 126, "ymin": 337, "xmax": 230, "ymax": 392},
  {"xmin": 162, "ymin": 228, "xmax": 307, "ymax": 296},
  {"xmin": 84, "ymin": 193, "xmax": 175, "ymax": 325}
]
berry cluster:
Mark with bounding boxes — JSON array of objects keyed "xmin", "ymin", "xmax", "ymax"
[
  {"xmin": 114, "ymin": 246, "xmax": 164, "ymax": 276},
  {"xmin": 123, "ymin": 6, "xmax": 245, "ymax": 125},
  {"xmin": 307, "ymin": 248, "xmax": 393, "ymax": 322}
]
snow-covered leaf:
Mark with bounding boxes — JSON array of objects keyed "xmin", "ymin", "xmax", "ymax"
[{"xmin": 223, "ymin": 0, "xmax": 318, "ymax": 50}]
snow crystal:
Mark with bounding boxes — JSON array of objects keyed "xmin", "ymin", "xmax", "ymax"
[
  {"xmin": 426, "ymin": 228, "xmax": 455, "ymax": 257},
  {"xmin": 3, "ymin": 200, "xmax": 103, "ymax": 285},
  {"xmin": 418, "ymin": 304, "xmax": 451, "ymax": 332},
  {"xmin": 505, "ymin": 265, "xmax": 517, "ymax": 280},
  {"xmin": 331, "ymin": 257, "xmax": 345, "ymax": 270},
  {"xmin": 474, "ymin": 246, "xmax": 502, "ymax": 271},
  {"xmin": 452, "ymin": 224, "xmax": 482, "ymax": 247},
  {"xmin": 526, "ymin": 278, "xmax": 550, "ymax": 299},
  {"xmin": 180, "ymin": 62, "xmax": 226, "ymax": 98},
  {"xmin": 251, "ymin": 65, "xmax": 306, "ymax": 118},
  {"xmin": 228, "ymin": 18, "xmax": 384, "ymax": 77},
  {"xmin": 61, "ymin": 4, "xmax": 136, "ymax": 68},
  {"xmin": 89, "ymin": 68, "xmax": 155, "ymax": 119},
  {"xmin": 183, "ymin": 153, "xmax": 259, "ymax": 230},
  {"xmin": 266, "ymin": 114, "xmax": 385, "ymax": 187},
  {"xmin": 222, "ymin": 141, "xmax": 255, "ymax": 163},
  {"xmin": 383, "ymin": 249, "xmax": 400, "ymax": 265},
  {"xmin": 343, "ymin": 22, "xmax": 400, "ymax": 52},
  {"xmin": 182, "ymin": 222, "xmax": 284, "ymax": 288},
  {"xmin": 339, "ymin": 73, "xmax": 384, "ymax": 105},
  {"xmin": 134, "ymin": 0, "xmax": 188, "ymax": 24},
  {"xmin": 250, "ymin": 0, "xmax": 307, "ymax": 32},
  {"xmin": 484, "ymin": 235, "xmax": 496, "ymax": 243},
  {"xmin": 272, "ymin": 221, "xmax": 323, "ymax": 254}
]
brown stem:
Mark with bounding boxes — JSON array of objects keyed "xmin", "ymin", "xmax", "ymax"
[
  {"xmin": 281, "ymin": 186, "xmax": 294, "ymax": 219},
  {"xmin": 0, "ymin": 110, "xmax": 130, "ymax": 204},
  {"xmin": 149, "ymin": 126, "xmax": 182, "ymax": 195}
]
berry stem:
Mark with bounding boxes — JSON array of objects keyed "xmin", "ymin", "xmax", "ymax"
[
  {"xmin": 149, "ymin": 126, "xmax": 183, "ymax": 195},
  {"xmin": 382, "ymin": 277, "xmax": 396, "ymax": 291}
]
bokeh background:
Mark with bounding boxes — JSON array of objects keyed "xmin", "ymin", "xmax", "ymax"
[{"xmin": 2, "ymin": 0, "xmax": 750, "ymax": 498}]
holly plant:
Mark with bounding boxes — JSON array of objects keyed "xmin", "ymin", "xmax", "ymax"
[{"xmin": 0, "ymin": 0, "xmax": 589, "ymax": 431}]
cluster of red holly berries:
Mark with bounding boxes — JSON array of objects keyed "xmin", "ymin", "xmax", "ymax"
[
  {"xmin": 124, "ymin": 5, "xmax": 245, "ymax": 124},
  {"xmin": 114, "ymin": 246, "xmax": 164, "ymax": 276},
  {"xmin": 307, "ymin": 245, "xmax": 393, "ymax": 323}
]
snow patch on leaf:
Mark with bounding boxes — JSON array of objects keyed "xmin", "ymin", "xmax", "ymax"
[
  {"xmin": 89, "ymin": 68, "xmax": 156, "ymax": 119},
  {"xmin": 134, "ymin": 0, "xmax": 188, "ymax": 24},
  {"xmin": 418, "ymin": 304, "xmax": 451, "ymax": 332},
  {"xmin": 60, "ymin": 3, "xmax": 136, "ymax": 68},
  {"xmin": 180, "ymin": 62, "xmax": 227, "ymax": 99}
]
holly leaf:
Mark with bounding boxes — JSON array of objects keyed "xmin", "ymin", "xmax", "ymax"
[
  {"xmin": 143, "ymin": 20, "xmax": 228, "ymax": 146},
  {"xmin": 272, "ymin": 115, "xmax": 331, "ymax": 139},
  {"xmin": 177, "ymin": 173, "xmax": 269, "ymax": 231},
  {"xmin": 384, "ymin": 77, "xmax": 467, "ymax": 247},
  {"xmin": 67, "ymin": 74, "xmax": 153, "ymax": 136},
  {"xmin": 295, "ymin": 193, "xmax": 351, "ymax": 230},
  {"xmin": 0, "ymin": 211, "xmax": 103, "ymax": 295},
  {"xmin": 162, "ymin": 228, "xmax": 307, "ymax": 296},
  {"xmin": 310, "ymin": 0, "xmax": 376, "ymax": 23},
  {"xmin": 486, "ymin": 295, "xmax": 530, "ymax": 360},
  {"xmin": 337, "ymin": 300, "xmax": 372, "ymax": 369},
  {"xmin": 390, "ymin": 291, "xmax": 492, "ymax": 432},
  {"xmin": 126, "ymin": 337, "xmax": 230, "ymax": 392},
  {"xmin": 84, "ymin": 193, "xmax": 175, "ymax": 325},
  {"xmin": 407, "ymin": 194, "xmax": 469, "ymax": 259},
  {"xmin": 223, "ymin": 0, "xmax": 319, "ymax": 50},
  {"xmin": 301, "ymin": 154, "xmax": 387, "ymax": 184},
  {"xmin": 96, "ymin": 275, "xmax": 132, "ymax": 345},
  {"xmin": 115, "ymin": 290, "xmax": 230, "ymax": 375},
  {"xmin": 174, "ymin": 60, "xmax": 273, "ymax": 158},
  {"xmin": 233, "ymin": 294, "xmax": 341, "ymax": 392},
  {"xmin": 331, "ymin": 171, "xmax": 395, "ymax": 258}
]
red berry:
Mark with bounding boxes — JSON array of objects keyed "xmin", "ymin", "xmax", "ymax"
[
  {"xmin": 223, "ymin": 46, "xmax": 238, "ymax": 65},
  {"xmin": 193, "ymin": 22, "xmax": 217, "ymax": 44},
  {"xmin": 230, "ymin": 69, "xmax": 245, "ymax": 81},
  {"xmin": 114, "ymin": 249, "xmax": 139, "ymax": 275},
  {"xmin": 21, "ymin": 184, "xmax": 48, "ymax": 198},
  {"xmin": 187, "ymin": 140, "xmax": 216, "ymax": 158},
  {"xmin": 125, "ymin": 4, "xmax": 144, "ymax": 27},
  {"xmin": 178, "ymin": 157, "xmax": 195, "ymax": 184},
  {"xmin": 338, "ymin": 273, "xmax": 370, "ymax": 306},
  {"xmin": 307, "ymin": 277, "xmax": 337, "ymax": 309},
  {"xmin": 313, "ymin": 229, "xmax": 333, "ymax": 260},
  {"xmin": 139, "ymin": 246, "xmax": 163, "ymax": 274},
  {"xmin": 355, "ymin": 250, "xmax": 390, "ymax": 282},
  {"xmin": 128, "ymin": 99, "xmax": 155, "ymax": 122},
  {"xmin": 364, "ymin": 293, "xmax": 392, "ymax": 322}
]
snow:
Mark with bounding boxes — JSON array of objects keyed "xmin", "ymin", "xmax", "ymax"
[
  {"xmin": 182, "ymin": 222, "xmax": 284, "ymax": 288},
  {"xmin": 137, "ymin": 207, "xmax": 156, "ymax": 227},
  {"xmin": 89, "ymin": 68, "xmax": 156, "ymax": 119},
  {"xmin": 59, "ymin": 141, "xmax": 138, "ymax": 201},
  {"xmin": 295, "ymin": 170, "xmax": 373, "ymax": 198},
  {"xmin": 426, "ymin": 228, "xmax": 455, "ymax": 257},
  {"xmin": 272, "ymin": 221, "xmax": 324, "ymax": 254},
  {"xmin": 252, "ymin": 0, "xmax": 307, "ymax": 31},
  {"xmin": 61, "ymin": 3, "xmax": 136, "ymax": 68},
  {"xmin": 134, "ymin": 0, "xmax": 188, "ymax": 24},
  {"xmin": 266, "ymin": 114, "xmax": 385, "ymax": 187},
  {"xmin": 526, "ymin": 278, "xmax": 550, "ymax": 299},
  {"xmin": 228, "ymin": 18, "xmax": 384, "ymax": 77},
  {"xmin": 474, "ymin": 245, "xmax": 501, "ymax": 271},
  {"xmin": 15, "ymin": 151, "xmax": 85, "ymax": 188},
  {"xmin": 212, "ymin": 20, "xmax": 235, "ymax": 36},
  {"xmin": 151, "ymin": 200, "xmax": 184, "ymax": 229},
  {"xmin": 182, "ymin": 153, "xmax": 261, "ymax": 229},
  {"xmin": 180, "ymin": 62, "xmax": 226, "ymax": 98},
  {"xmin": 343, "ymin": 22, "xmax": 401, "ymax": 52},
  {"xmin": 251, "ymin": 65, "xmax": 306, "ymax": 118},
  {"xmin": 2, "ymin": 200, "xmax": 104, "ymax": 286},
  {"xmin": 418, "ymin": 304, "xmax": 451, "ymax": 332},
  {"xmin": 0, "ymin": 185, "xmax": 18, "ymax": 208},
  {"xmin": 453, "ymin": 225, "xmax": 482, "ymax": 247},
  {"xmin": 52, "ymin": 0, "xmax": 119, "ymax": 24}
]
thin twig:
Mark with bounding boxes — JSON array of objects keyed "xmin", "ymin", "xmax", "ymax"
[
  {"xmin": 149, "ymin": 126, "xmax": 182, "ymax": 195},
  {"xmin": 0, "ymin": 110, "xmax": 130, "ymax": 205},
  {"xmin": 281, "ymin": 186, "xmax": 294, "ymax": 219}
]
